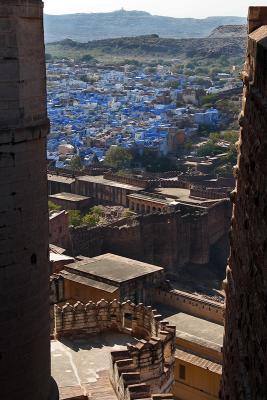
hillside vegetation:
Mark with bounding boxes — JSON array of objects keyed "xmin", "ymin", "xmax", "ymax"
[
  {"xmin": 208, "ymin": 25, "xmax": 247, "ymax": 38},
  {"xmin": 46, "ymin": 34, "xmax": 246, "ymax": 64},
  {"xmin": 44, "ymin": 10, "xmax": 246, "ymax": 43}
]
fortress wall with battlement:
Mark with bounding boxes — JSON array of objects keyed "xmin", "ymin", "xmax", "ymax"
[
  {"xmin": 190, "ymin": 186, "xmax": 229, "ymax": 200},
  {"xmin": 67, "ymin": 205, "xmax": 231, "ymax": 275},
  {"xmin": 53, "ymin": 300, "xmax": 176, "ymax": 400},
  {"xmin": 153, "ymin": 289, "xmax": 225, "ymax": 325}
]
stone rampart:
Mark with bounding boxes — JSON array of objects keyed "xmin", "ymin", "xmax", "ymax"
[
  {"xmin": 68, "ymin": 211, "xmax": 206, "ymax": 273},
  {"xmin": 68, "ymin": 217, "xmax": 134, "ymax": 257},
  {"xmin": 53, "ymin": 300, "xmax": 176, "ymax": 400},
  {"xmin": 104, "ymin": 172, "xmax": 153, "ymax": 189},
  {"xmin": 67, "ymin": 204, "xmax": 231, "ymax": 276},
  {"xmin": 190, "ymin": 185, "xmax": 229, "ymax": 200},
  {"xmin": 153, "ymin": 289, "xmax": 225, "ymax": 325},
  {"xmin": 181, "ymin": 174, "xmax": 214, "ymax": 183},
  {"xmin": 48, "ymin": 166, "xmax": 110, "ymax": 177},
  {"xmin": 158, "ymin": 180, "xmax": 189, "ymax": 189}
]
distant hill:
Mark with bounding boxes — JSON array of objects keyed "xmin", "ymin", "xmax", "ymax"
[
  {"xmin": 209, "ymin": 25, "xmax": 247, "ymax": 38},
  {"xmin": 47, "ymin": 34, "xmax": 246, "ymax": 60},
  {"xmin": 44, "ymin": 10, "xmax": 246, "ymax": 43}
]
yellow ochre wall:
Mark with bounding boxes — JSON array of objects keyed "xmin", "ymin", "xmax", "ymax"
[
  {"xmin": 176, "ymin": 337, "xmax": 223, "ymax": 364},
  {"xmin": 64, "ymin": 280, "xmax": 120, "ymax": 303},
  {"xmin": 173, "ymin": 357, "xmax": 221, "ymax": 400}
]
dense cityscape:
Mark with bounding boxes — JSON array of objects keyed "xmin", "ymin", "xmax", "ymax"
[{"xmin": 46, "ymin": 58, "xmax": 241, "ymax": 169}]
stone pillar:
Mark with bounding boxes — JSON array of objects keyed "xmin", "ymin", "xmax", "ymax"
[
  {"xmin": 0, "ymin": 1, "xmax": 57, "ymax": 399},
  {"xmin": 221, "ymin": 7, "xmax": 267, "ymax": 399}
]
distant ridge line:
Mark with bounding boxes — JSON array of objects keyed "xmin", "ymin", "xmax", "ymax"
[{"xmin": 44, "ymin": 11, "xmax": 246, "ymax": 43}]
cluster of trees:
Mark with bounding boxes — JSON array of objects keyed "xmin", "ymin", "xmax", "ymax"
[
  {"xmin": 104, "ymin": 147, "xmax": 133, "ymax": 170},
  {"xmin": 48, "ymin": 201, "xmax": 61, "ymax": 212},
  {"xmin": 68, "ymin": 206, "xmax": 103, "ymax": 228},
  {"xmin": 69, "ymin": 155, "xmax": 83, "ymax": 171},
  {"xmin": 48, "ymin": 201, "xmax": 103, "ymax": 228},
  {"xmin": 104, "ymin": 146, "xmax": 175, "ymax": 173},
  {"xmin": 196, "ymin": 131, "xmax": 238, "ymax": 165},
  {"xmin": 136, "ymin": 150, "xmax": 174, "ymax": 172}
]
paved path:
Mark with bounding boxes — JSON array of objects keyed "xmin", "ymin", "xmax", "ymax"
[{"xmin": 51, "ymin": 333, "xmax": 136, "ymax": 399}]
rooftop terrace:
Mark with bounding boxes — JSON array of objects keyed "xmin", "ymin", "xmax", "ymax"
[
  {"xmin": 51, "ymin": 333, "xmax": 137, "ymax": 400},
  {"xmin": 155, "ymin": 187, "xmax": 223, "ymax": 205},
  {"xmin": 48, "ymin": 174, "xmax": 75, "ymax": 184},
  {"xmin": 157, "ymin": 306, "xmax": 224, "ymax": 347},
  {"xmin": 49, "ymin": 192, "xmax": 90, "ymax": 202},
  {"xmin": 65, "ymin": 253, "xmax": 163, "ymax": 284},
  {"xmin": 77, "ymin": 175, "xmax": 144, "ymax": 191}
]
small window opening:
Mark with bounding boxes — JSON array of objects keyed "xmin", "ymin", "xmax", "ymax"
[
  {"xmin": 123, "ymin": 313, "xmax": 133, "ymax": 329},
  {"xmin": 179, "ymin": 364, "xmax": 186, "ymax": 380}
]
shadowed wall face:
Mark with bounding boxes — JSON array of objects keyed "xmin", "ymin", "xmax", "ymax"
[
  {"xmin": 222, "ymin": 7, "xmax": 267, "ymax": 399},
  {"xmin": 0, "ymin": 1, "xmax": 52, "ymax": 399}
]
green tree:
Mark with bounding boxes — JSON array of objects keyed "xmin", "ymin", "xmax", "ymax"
[
  {"xmin": 195, "ymin": 67, "xmax": 209, "ymax": 75},
  {"xmin": 184, "ymin": 140, "xmax": 193, "ymax": 152},
  {"xmin": 80, "ymin": 54, "xmax": 94, "ymax": 62},
  {"xmin": 80, "ymin": 74, "xmax": 90, "ymax": 82},
  {"xmin": 171, "ymin": 64, "xmax": 184, "ymax": 74},
  {"xmin": 70, "ymin": 155, "xmax": 83, "ymax": 171},
  {"xmin": 221, "ymin": 130, "xmax": 239, "ymax": 144},
  {"xmin": 68, "ymin": 210, "xmax": 82, "ymax": 227},
  {"xmin": 90, "ymin": 206, "xmax": 102, "ymax": 216},
  {"xmin": 48, "ymin": 201, "xmax": 61, "ymax": 212},
  {"xmin": 82, "ymin": 213, "xmax": 100, "ymax": 227},
  {"xmin": 145, "ymin": 66, "xmax": 157, "ymax": 73},
  {"xmin": 186, "ymin": 62, "xmax": 195, "ymax": 70},
  {"xmin": 104, "ymin": 147, "xmax": 133, "ymax": 170},
  {"xmin": 223, "ymin": 143, "xmax": 237, "ymax": 164},
  {"xmin": 164, "ymin": 80, "xmax": 179, "ymax": 89},
  {"xmin": 200, "ymin": 93, "xmax": 220, "ymax": 107},
  {"xmin": 196, "ymin": 141, "xmax": 223, "ymax": 157}
]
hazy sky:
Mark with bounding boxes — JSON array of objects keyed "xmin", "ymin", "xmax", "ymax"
[{"xmin": 44, "ymin": 0, "xmax": 264, "ymax": 18}]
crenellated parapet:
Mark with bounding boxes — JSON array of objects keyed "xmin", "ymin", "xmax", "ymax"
[
  {"xmin": 53, "ymin": 299, "xmax": 174, "ymax": 340},
  {"xmin": 52, "ymin": 300, "xmax": 176, "ymax": 399}
]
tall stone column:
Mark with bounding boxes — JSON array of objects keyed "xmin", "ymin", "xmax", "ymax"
[
  {"xmin": 0, "ymin": 1, "xmax": 57, "ymax": 399},
  {"xmin": 221, "ymin": 7, "xmax": 267, "ymax": 399}
]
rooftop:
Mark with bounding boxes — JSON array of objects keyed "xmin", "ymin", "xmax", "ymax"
[
  {"xmin": 157, "ymin": 307, "xmax": 224, "ymax": 347},
  {"xmin": 65, "ymin": 253, "xmax": 163, "ymax": 284},
  {"xmin": 128, "ymin": 192, "xmax": 177, "ymax": 206},
  {"xmin": 48, "ymin": 174, "xmax": 75, "ymax": 184},
  {"xmin": 176, "ymin": 348, "xmax": 222, "ymax": 374},
  {"xmin": 49, "ymin": 192, "xmax": 90, "ymax": 202},
  {"xmin": 154, "ymin": 187, "xmax": 222, "ymax": 204},
  {"xmin": 60, "ymin": 270, "xmax": 118, "ymax": 293},
  {"xmin": 50, "ymin": 253, "xmax": 74, "ymax": 263},
  {"xmin": 51, "ymin": 333, "xmax": 137, "ymax": 400},
  {"xmin": 77, "ymin": 175, "xmax": 144, "ymax": 191}
]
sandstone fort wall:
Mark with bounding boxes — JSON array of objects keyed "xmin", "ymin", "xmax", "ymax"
[
  {"xmin": 153, "ymin": 289, "xmax": 225, "ymax": 325},
  {"xmin": 52, "ymin": 300, "xmax": 176, "ymax": 400},
  {"xmin": 67, "ymin": 211, "xmax": 211, "ymax": 275},
  {"xmin": 222, "ymin": 7, "xmax": 267, "ymax": 399},
  {"xmin": 0, "ymin": 1, "xmax": 54, "ymax": 398},
  {"xmin": 67, "ymin": 203, "xmax": 230, "ymax": 276}
]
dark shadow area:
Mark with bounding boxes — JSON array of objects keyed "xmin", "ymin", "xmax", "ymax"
[{"xmin": 59, "ymin": 332, "xmax": 137, "ymax": 352}]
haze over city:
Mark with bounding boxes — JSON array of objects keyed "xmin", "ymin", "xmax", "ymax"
[{"xmin": 44, "ymin": 0, "xmax": 262, "ymax": 17}]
